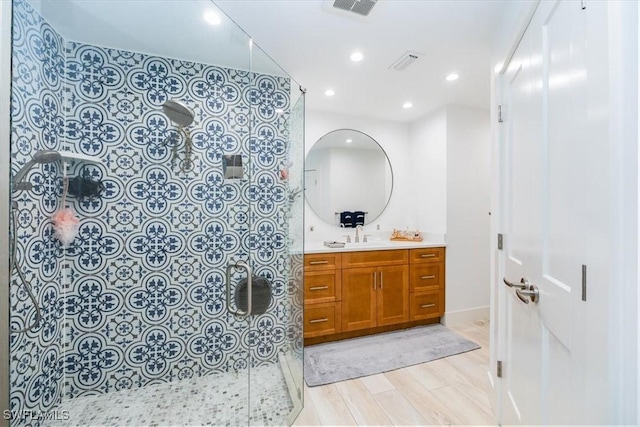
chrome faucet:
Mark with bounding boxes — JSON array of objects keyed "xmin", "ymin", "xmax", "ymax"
[{"xmin": 355, "ymin": 225, "xmax": 363, "ymax": 243}]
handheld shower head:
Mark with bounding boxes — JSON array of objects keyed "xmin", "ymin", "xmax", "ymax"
[
  {"xmin": 163, "ymin": 100, "xmax": 194, "ymax": 127},
  {"xmin": 13, "ymin": 149, "xmax": 62, "ymax": 191}
]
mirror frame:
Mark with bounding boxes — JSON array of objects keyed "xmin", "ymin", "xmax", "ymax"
[{"xmin": 304, "ymin": 128, "xmax": 394, "ymax": 228}]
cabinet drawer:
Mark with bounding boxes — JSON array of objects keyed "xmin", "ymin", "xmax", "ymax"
[
  {"xmin": 304, "ymin": 253, "xmax": 341, "ymax": 271},
  {"xmin": 342, "ymin": 250, "xmax": 408, "ymax": 268},
  {"xmin": 304, "ymin": 270, "xmax": 341, "ymax": 304},
  {"xmin": 410, "ymin": 263, "xmax": 444, "ymax": 292},
  {"xmin": 304, "ymin": 302, "xmax": 342, "ymax": 338},
  {"xmin": 410, "ymin": 247, "xmax": 445, "ymax": 264},
  {"xmin": 410, "ymin": 291, "xmax": 443, "ymax": 321}
]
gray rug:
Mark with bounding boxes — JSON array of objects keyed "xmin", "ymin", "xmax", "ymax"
[{"xmin": 304, "ymin": 324, "xmax": 480, "ymax": 387}]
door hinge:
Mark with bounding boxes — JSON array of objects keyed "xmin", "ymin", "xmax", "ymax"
[
  {"xmin": 581, "ymin": 264, "xmax": 587, "ymax": 301},
  {"xmin": 581, "ymin": 0, "xmax": 586, "ymax": 10},
  {"xmin": 497, "ymin": 360, "xmax": 503, "ymax": 378},
  {"xmin": 498, "ymin": 105, "xmax": 504, "ymax": 123},
  {"xmin": 497, "ymin": 233, "xmax": 503, "ymax": 250}
]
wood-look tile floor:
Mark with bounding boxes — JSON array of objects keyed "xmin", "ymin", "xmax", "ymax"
[{"xmin": 293, "ymin": 320, "xmax": 495, "ymax": 426}]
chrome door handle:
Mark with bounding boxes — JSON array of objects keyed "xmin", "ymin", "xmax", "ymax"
[
  {"xmin": 373, "ymin": 272, "xmax": 377, "ymax": 290},
  {"xmin": 503, "ymin": 277, "xmax": 527, "ymax": 290},
  {"xmin": 226, "ymin": 261, "xmax": 252, "ymax": 317},
  {"xmin": 516, "ymin": 285, "xmax": 540, "ymax": 304},
  {"xmin": 504, "ymin": 277, "xmax": 540, "ymax": 304}
]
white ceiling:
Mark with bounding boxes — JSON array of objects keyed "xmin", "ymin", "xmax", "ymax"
[
  {"xmin": 216, "ymin": 0, "xmax": 504, "ymax": 122},
  {"xmin": 32, "ymin": 0, "xmax": 504, "ymax": 123}
]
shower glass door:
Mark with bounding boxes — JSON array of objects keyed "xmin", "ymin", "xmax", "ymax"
[
  {"xmin": 247, "ymin": 42, "xmax": 305, "ymax": 425},
  {"xmin": 5, "ymin": 0, "xmax": 304, "ymax": 425}
]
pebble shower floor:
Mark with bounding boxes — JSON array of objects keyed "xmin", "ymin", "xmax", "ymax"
[{"xmin": 46, "ymin": 364, "xmax": 293, "ymax": 426}]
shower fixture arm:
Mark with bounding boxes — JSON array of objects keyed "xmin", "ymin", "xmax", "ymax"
[
  {"xmin": 12, "ymin": 158, "xmax": 38, "ymax": 187},
  {"xmin": 9, "ymin": 201, "xmax": 42, "ymax": 333}
]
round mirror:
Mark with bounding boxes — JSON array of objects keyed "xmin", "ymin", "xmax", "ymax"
[{"xmin": 305, "ymin": 129, "xmax": 393, "ymax": 227}]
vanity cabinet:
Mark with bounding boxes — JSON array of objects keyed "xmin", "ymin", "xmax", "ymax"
[
  {"xmin": 409, "ymin": 247, "xmax": 446, "ymax": 321},
  {"xmin": 341, "ymin": 251, "xmax": 409, "ymax": 331},
  {"xmin": 304, "ymin": 247, "xmax": 445, "ymax": 344},
  {"xmin": 303, "ymin": 253, "xmax": 342, "ymax": 338}
]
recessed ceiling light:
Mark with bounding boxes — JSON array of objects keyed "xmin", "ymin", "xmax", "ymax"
[
  {"xmin": 203, "ymin": 10, "xmax": 221, "ymax": 26},
  {"xmin": 350, "ymin": 51, "xmax": 364, "ymax": 62},
  {"xmin": 324, "ymin": 89, "xmax": 335, "ymax": 97},
  {"xmin": 446, "ymin": 73, "xmax": 459, "ymax": 81},
  {"xmin": 402, "ymin": 102, "xmax": 413, "ymax": 109},
  {"xmin": 346, "ymin": 139, "xmax": 353, "ymax": 143}
]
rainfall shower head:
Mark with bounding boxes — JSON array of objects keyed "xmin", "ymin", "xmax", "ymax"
[
  {"xmin": 163, "ymin": 100, "xmax": 195, "ymax": 127},
  {"xmin": 13, "ymin": 149, "xmax": 62, "ymax": 191}
]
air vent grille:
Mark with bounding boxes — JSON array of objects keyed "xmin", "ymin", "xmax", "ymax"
[
  {"xmin": 389, "ymin": 51, "xmax": 423, "ymax": 71},
  {"xmin": 333, "ymin": 0, "xmax": 378, "ymax": 17}
]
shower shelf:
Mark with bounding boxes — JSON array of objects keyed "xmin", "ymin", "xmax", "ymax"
[{"xmin": 58, "ymin": 150, "xmax": 101, "ymax": 164}]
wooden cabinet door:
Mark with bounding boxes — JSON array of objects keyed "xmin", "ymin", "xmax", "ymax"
[
  {"xmin": 342, "ymin": 267, "xmax": 377, "ymax": 332},
  {"xmin": 377, "ymin": 264, "xmax": 409, "ymax": 326}
]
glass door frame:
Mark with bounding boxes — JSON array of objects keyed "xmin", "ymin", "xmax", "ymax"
[{"xmin": 1, "ymin": 1, "xmax": 13, "ymax": 423}]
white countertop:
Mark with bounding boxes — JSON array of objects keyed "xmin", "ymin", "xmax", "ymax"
[{"xmin": 304, "ymin": 233, "xmax": 446, "ymax": 254}]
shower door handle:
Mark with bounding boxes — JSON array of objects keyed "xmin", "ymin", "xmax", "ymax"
[{"xmin": 226, "ymin": 261, "xmax": 253, "ymax": 317}]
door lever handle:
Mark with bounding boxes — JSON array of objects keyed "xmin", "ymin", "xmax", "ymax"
[
  {"xmin": 516, "ymin": 285, "xmax": 540, "ymax": 304},
  {"xmin": 503, "ymin": 277, "xmax": 527, "ymax": 290}
]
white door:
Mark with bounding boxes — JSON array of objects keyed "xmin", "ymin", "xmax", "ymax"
[{"xmin": 498, "ymin": 1, "xmax": 612, "ymax": 424}]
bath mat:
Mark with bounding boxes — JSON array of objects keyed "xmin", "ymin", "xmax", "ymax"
[{"xmin": 304, "ymin": 324, "xmax": 480, "ymax": 387}]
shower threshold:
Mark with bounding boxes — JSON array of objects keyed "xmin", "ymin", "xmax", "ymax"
[{"xmin": 44, "ymin": 364, "xmax": 293, "ymax": 426}]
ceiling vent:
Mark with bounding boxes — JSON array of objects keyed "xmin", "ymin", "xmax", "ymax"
[
  {"xmin": 332, "ymin": 0, "xmax": 378, "ymax": 17},
  {"xmin": 388, "ymin": 51, "xmax": 423, "ymax": 71}
]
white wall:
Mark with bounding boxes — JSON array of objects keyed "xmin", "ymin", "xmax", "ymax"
[
  {"xmin": 445, "ymin": 105, "xmax": 491, "ymax": 316},
  {"xmin": 408, "ymin": 107, "xmax": 448, "ymax": 234},
  {"xmin": 305, "ymin": 110, "xmax": 413, "ymax": 240}
]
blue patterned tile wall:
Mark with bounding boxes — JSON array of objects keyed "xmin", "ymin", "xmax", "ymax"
[
  {"xmin": 10, "ymin": 0, "xmax": 302, "ymax": 416},
  {"xmin": 10, "ymin": 0, "xmax": 66, "ymax": 420}
]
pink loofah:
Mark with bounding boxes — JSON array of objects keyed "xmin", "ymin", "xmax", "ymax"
[{"xmin": 52, "ymin": 208, "xmax": 79, "ymax": 247}]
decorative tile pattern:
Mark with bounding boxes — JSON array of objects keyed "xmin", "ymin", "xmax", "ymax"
[
  {"xmin": 10, "ymin": 0, "xmax": 66, "ymax": 422},
  {"xmin": 10, "ymin": 0, "xmax": 304, "ymax": 424}
]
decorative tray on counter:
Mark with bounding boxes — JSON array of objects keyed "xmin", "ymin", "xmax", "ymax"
[{"xmin": 389, "ymin": 229, "xmax": 423, "ymax": 242}]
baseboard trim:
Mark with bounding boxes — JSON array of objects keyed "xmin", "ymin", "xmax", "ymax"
[{"xmin": 442, "ymin": 305, "xmax": 490, "ymax": 326}]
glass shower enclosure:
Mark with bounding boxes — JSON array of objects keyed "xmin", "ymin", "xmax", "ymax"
[{"xmin": 1, "ymin": 0, "xmax": 304, "ymax": 425}]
